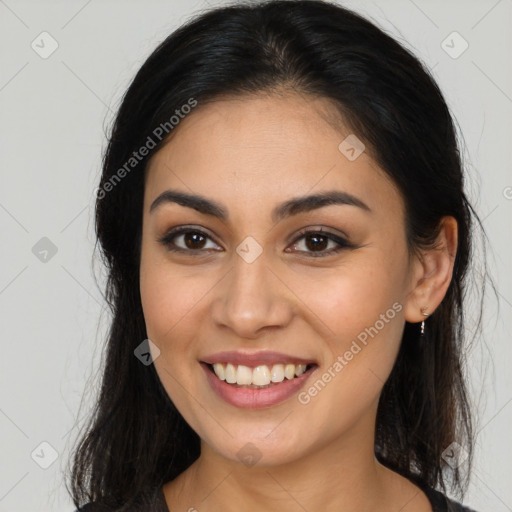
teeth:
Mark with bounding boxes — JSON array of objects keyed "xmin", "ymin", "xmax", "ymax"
[
  {"xmin": 295, "ymin": 364, "xmax": 307, "ymax": 377},
  {"xmin": 252, "ymin": 365, "xmax": 271, "ymax": 386},
  {"xmin": 236, "ymin": 365, "xmax": 252, "ymax": 385},
  {"xmin": 211, "ymin": 362, "xmax": 311, "ymax": 386},
  {"xmin": 213, "ymin": 363, "xmax": 225, "ymax": 380},
  {"xmin": 225, "ymin": 363, "xmax": 237, "ymax": 384},
  {"xmin": 270, "ymin": 364, "xmax": 284, "ymax": 383},
  {"xmin": 284, "ymin": 364, "xmax": 295, "ymax": 380}
]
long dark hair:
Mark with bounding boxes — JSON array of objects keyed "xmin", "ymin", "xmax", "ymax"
[{"xmin": 67, "ymin": 1, "xmax": 490, "ymax": 509}]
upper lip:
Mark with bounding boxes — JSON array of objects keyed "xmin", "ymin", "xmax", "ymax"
[{"xmin": 201, "ymin": 351, "xmax": 317, "ymax": 368}]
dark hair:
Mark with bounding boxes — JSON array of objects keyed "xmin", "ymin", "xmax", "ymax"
[{"xmin": 67, "ymin": 0, "xmax": 490, "ymax": 509}]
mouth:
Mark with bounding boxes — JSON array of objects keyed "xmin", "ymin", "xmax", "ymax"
[
  {"xmin": 200, "ymin": 360, "xmax": 318, "ymax": 409},
  {"xmin": 204, "ymin": 362, "xmax": 317, "ymax": 388}
]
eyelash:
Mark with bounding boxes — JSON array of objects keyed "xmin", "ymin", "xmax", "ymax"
[{"xmin": 157, "ymin": 226, "xmax": 354, "ymax": 258}]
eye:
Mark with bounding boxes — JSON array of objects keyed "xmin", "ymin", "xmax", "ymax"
[
  {"xmin": 286, "ymin": 227, "xmax": 354, "ymax": 257},
  {"xmin": 157, "ymin": 227, "xmax": 221, "ymax": 254},
  {"xmin": 157, "ymin": 226, "xmax": 354, "ymax": 257}
]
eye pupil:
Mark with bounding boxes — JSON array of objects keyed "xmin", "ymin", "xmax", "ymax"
[
  {"xmin": 305, "ymin": 233, "xmax": 328, "ymax": 251},
  {"xmin": 185, "ymin": 232, "xmax": 206, "ymax": 249}
]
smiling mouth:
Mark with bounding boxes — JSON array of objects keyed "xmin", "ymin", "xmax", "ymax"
[{"xmin": 204, "ymin": 362, "xmax": 318, "ymax": 389}]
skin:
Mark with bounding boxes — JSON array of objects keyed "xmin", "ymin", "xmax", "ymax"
[{"xmin": 139, "ymin": 92, "xmax": 458, "ymax": 512}]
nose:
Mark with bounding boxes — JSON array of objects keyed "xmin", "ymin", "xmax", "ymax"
[{"xmin": 210, "ymin": 251, "xmax": 294, "ymax": 339}]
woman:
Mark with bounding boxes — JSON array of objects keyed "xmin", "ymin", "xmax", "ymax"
[{"xmin": 68, "ymin": 1, "xmax": 485, "ymax": 510}]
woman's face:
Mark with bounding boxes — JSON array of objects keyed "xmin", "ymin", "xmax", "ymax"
[{"xmin": 140, "ymin": 93, "xmax": 420, "ymax": 467}]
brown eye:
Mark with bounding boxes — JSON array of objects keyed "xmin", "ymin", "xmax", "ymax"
[
  {"xmin": 157, "ymin": 227, "xmax": 221, "ymax": 254},
  {"xmin": 287, "ymin": 228, "xmax": 353, "ymax": 258},
  {"xmin": 303, "ymin": 233, "xmax": 329, "ymax": 252},
  {"xmin": 182, "ymin": 232, "xmax": 207, "ymax": 249}
]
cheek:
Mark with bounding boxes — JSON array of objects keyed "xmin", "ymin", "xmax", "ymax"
[
  {"xmin": 139, "ymin": 256, "xmax": 205, "ymax": 415},
  {"xmin": 301, "ymin": 253, "xmax": 406, "ymax": 385},
  {"xmin": 139, "ymin": 250, "xmax": 202, "ymax": 347},
  {"xmin": 296, "ymin": 269, "xmax": 405, "ymax": 434},
  {"xmin": 307, "ymin": 265, "xmax": 402, "ymax": 336}
]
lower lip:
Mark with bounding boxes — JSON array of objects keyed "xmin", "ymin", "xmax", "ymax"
[{"xmin": 201, "ymin": 363, "xmax": 316, "ymax": 409}]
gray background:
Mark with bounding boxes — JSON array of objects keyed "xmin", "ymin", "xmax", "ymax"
[{"xmin": 0, "ymin": 0, "xmax": 511, "ymax": 510}]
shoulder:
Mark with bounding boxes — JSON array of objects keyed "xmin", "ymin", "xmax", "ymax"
[
  {"xmin": 73, "ymin": 486, "xmax": 169, "ymax": 512},
  {"xmin": 423, "ymin": 486, "xmax": 479, "ymax": 512},
  {"xmin": 73, "ymin": 502, "xmax": 162, "ymax": 512},
  {"xmin": 73, "ymin": 505, "xmax": 110, "ymax": 512},
  {"xmin": 74, "ymin": 503, "xmax": 116, "ymax": 512}
]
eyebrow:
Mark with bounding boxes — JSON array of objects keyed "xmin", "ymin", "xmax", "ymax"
[{"xmin": 149, "ymin": 188, "xmax": 371, "ymax": 222}]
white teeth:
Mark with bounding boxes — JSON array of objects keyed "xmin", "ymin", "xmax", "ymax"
[
  {"xmin": 212, "ymin": 363, "xmax": 225, "ymax": 380},
  {"xmin": 225, "ymin": 363, "xmax": 237, "ymax": 384},
  {"xmin": 252, "ymin": 365, "xmax": 271, "ymax": 386},
  {"xmin": 270, "ymin": 364, "xmax": 285, "ymax": 383},
  {"xmin": 284, "ymin": 364, "xmax": 295, "ymax": 380},
  {"xmin": 236, "ymin": 365, "xmax": 253, "ymax": 385},
  {"xmin": 295, "ymin": 364, "xmax": 306, "ymax": 377},
  {"xmin": 211, "ymin": 362, "xmax": 311, "ymax": 386}
]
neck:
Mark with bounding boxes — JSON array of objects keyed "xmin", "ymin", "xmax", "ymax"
[
  {"xmin": 194, "ymin": 442, "xmax": 385, "ymax": 511},
  {"xmin": 162, "ymin": 404, "xmax": 424, "ymax": 511}
]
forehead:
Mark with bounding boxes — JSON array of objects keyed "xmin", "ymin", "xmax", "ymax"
[{"xmin": 144, "ymin": 93, "xmax": 402, "ymax": 219}]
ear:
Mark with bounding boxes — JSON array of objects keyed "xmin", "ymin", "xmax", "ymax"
[{"xmin": 403, "ymin": 216, "xmax": 458, "ymax": 323}]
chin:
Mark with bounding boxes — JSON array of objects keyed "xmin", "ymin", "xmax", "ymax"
[{"xmin": 199, "ymin": 424, "xmax": 307, "ymax": 468}]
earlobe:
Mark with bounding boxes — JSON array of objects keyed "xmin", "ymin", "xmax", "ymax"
[{"xmin": 403, "ymin": 216, "xmax": 458, "ymax": 324}]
